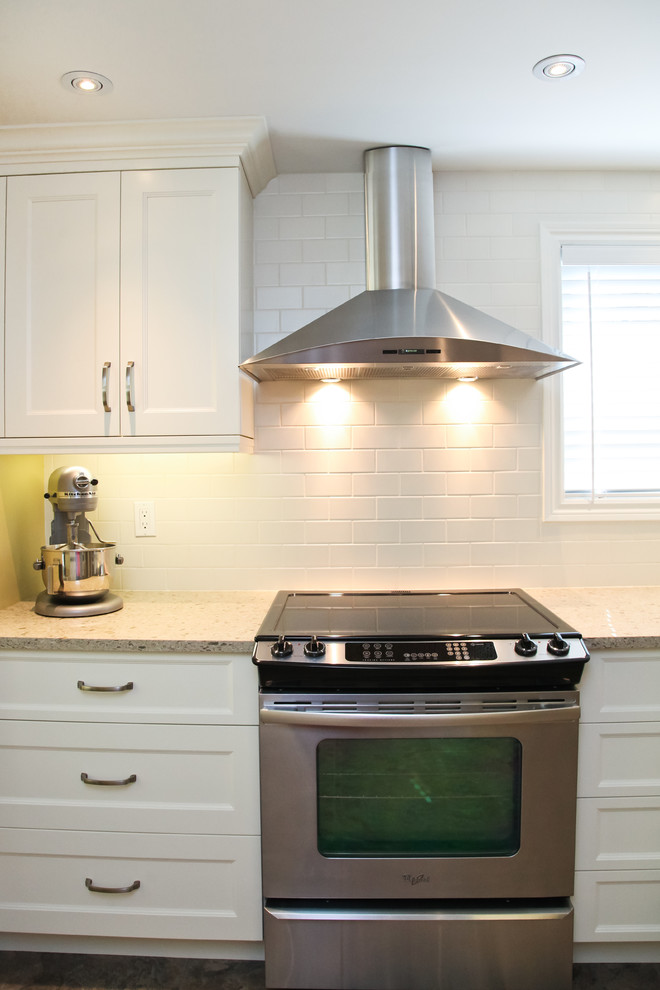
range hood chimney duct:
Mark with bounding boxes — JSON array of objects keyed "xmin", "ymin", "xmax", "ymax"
[
  {"xmin": 366, "ymin": 146, "xmax": 436, "ymax": 291},
  {"xmin": 240, "ymin": 146, "xmax": 579, "ymax": 382}
]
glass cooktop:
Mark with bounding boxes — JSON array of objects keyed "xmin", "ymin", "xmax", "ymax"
[{"xmin": 255, "ymin": 589, "xmax": 577, "ymax": 640}]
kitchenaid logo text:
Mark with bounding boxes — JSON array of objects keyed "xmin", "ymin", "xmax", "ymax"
[{"xmin": 402, "ymin": 873, "xmax": 431, "ymax": 886}]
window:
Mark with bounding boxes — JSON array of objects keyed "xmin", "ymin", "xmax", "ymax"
[{"xmin": 541, "ymin": 226, "xmax": 660, "ymax": 520}]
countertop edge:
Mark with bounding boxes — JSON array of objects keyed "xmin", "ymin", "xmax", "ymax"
[
  {"xmin": 0, "ymin": 637, "xmax": 254, "ymax": 655},
  {"xmin": 1, "ymin": 635, "xmax": 659, "ymax": 654}
]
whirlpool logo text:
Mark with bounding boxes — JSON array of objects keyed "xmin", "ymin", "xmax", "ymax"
[{"xmin": 402, "ymin": 873, "xmax": 431, "ymax": 886}]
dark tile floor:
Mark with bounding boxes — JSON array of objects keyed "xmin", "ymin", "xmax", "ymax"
[{"xmin": 0, "ymin": 953, "xmax": 658, "ymax": 989}]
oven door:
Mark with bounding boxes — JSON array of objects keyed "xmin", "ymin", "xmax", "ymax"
[{"xmin": 259, "ymin": 692, "xmax": 579, "ymax": 900}]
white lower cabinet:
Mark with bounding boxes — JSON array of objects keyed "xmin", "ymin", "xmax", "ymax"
[
  {"xmin": 575, "ymin": 649, "xmax": 660, "ymax": 943},
  {"xmin": 0, "ymin": 651, "xmax": 261, "ymax": 945},
  {"xmin": 0, "ymin": 829, "xmax": 261, "ymax": 940}
]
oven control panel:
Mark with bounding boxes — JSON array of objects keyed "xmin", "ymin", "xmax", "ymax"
[
  {"xmin": 254, "ymin": 634, "xmax": 590, "ymax": 665},
  {"xmin": 345, "ymin": 641, "xmax": 498, "ymax": 662}
]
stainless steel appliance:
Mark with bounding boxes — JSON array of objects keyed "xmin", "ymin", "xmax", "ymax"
[
  {"xmin": 240, "ymin": 146, "xmax": 579, "ymax": 382},
  {"xmin": 252, "ymin": 589, "xmax": 590, "ymax": 990},
  {"xmin": 33, "ymin": 465, "xmax": 123, "ymax": 617}
]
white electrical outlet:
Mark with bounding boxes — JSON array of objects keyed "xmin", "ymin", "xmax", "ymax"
[{"xmin": 134, "ymin": 501, "xmax": 156, "ymax": 537}]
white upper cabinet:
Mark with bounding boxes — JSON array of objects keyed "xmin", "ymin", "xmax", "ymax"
[
  {"xmin": 0, "ymin": 117, "xmax": 275, "ymax": 453},
  {"xmin": 4, "ymin": 168, "xmax": 253, "ymax": 449}
]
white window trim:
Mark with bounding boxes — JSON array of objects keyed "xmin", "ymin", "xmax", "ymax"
[{"xmin": 540, "ymin": 222, "xmax": 660, "ymax": 522}]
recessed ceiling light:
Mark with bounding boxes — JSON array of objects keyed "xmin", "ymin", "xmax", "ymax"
[
  {"xmin": 61, "ymin": 71, "xmax": 113, "ymax": 94},
  {"xmin": 532, "ymin": 55, "xmax": 585, "ymax": 81}
]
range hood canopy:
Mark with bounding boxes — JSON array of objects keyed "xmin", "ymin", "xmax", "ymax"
[{"xmin": 240, "ymin": 146, "xmax": 579, "ymax": 382}]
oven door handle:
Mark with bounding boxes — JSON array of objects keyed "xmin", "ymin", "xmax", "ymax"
[
  {"xmin": 259, "ymin": 704, "xmax": 579, "ymax": 728},
  {"xmin": 265, "ymin": 900, "xmax": 573, "ymax": 923}
]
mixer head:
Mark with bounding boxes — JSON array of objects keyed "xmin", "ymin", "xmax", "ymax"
[{"xmin": 45, "ymin": 465, "xmax": 99, "ymax": 517}]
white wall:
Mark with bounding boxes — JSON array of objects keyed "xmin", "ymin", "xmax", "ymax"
[{"xmin": 45, "ymin": 169, "xmax": 660, "ymax": 592}]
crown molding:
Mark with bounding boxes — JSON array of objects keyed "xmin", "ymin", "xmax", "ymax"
[{"xmin": 0, "ymin": 116, "xmax": 276, "ymax": 195}]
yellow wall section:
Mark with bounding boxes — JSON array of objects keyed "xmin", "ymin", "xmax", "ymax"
[{"xmin": 0, "ymin": 455, "xmax": 45, "ymax": 603}]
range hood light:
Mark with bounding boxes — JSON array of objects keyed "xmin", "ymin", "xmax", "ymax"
[{"xmin": 458, "ymin": 375, "xmax": 478, "ymax": 382}]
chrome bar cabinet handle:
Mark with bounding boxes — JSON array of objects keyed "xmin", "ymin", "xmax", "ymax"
[
  {"xmin": 102, "ymin": 362, "xmax": 111, "ymax": 413},
  {"xmin": 81, "ymin": 772, "xmax": 137, "ymax": 787},
  {"xmin": 125, "ymin": 360, "xmax": 135, "ymax": 412},
  {"xmin": 85, "ymin": 877, "xmax": 141, "ymax": 894},
  {"xmin": 77, "ymin": 680, "xmax": 134, "ymax": 693}
]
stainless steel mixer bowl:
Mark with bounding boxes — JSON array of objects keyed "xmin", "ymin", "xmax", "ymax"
[{"xmin": 36, "ymin": 543, "xmax": 117, "ymax": 600}]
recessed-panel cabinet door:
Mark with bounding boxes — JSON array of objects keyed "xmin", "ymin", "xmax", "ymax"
[
  {"xmin": 0, "ymin": 177, "xmax": 5, "ymax": 437},
  {"xmin": 5, "ymin": 172, "xmax": 121, "ymax": 437},
  {"xmin": 120, "ymin": 169, "xmax": 243, "ymax": 437}
]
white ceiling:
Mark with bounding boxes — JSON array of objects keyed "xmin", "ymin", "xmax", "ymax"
[{"xmin": 1, "ymin": 0, "xmax": 659, "ymax": 175}]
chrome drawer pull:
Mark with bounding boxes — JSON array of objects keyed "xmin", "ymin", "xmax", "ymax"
[
  {"xmin": 85, "ymin": 877, "xmax": 141, "ymax": 894},
  {"xmin": 81, "ymin": 772, "xmax": 137, "ymax": 787},
  {"xmin": 77, "ymin": 680, "xmax": 134, "ymax": 693}
]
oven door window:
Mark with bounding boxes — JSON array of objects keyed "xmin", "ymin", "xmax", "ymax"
[{"xmin": 316, "ymin": 737, "xmax": 522, "ymax": 858}]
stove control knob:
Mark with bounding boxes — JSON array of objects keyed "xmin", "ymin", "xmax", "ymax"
[
  {"xmin": 547, "ymin": 632, "xmax": 570, "ymax": 657},
  {"xmin": 514, "ymin": 633, "xmax": 538, "ymax": 657},
  {"xmin": 304, "ymin": 635, "xmax": 326, "ymax": 658},
  {"xmin": 271, "ymin": 636, "xmax": 293, "ymax": 658}
]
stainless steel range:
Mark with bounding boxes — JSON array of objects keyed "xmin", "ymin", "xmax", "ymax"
[{"xmin": 252, "ymin": 589, "xmax": 590, "ymax": 990}]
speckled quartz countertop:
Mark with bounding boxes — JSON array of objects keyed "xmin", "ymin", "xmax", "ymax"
[
  {"xmin": 0, "ymin": 587, "xmax": 658, "ymax": 654},
  {"xmin": 0, "ymin": 591, "xmax": 276, "ymax": 654}
]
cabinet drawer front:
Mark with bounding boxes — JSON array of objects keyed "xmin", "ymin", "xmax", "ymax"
[
  {"xmin": 579, "ymin": 650, "xmax": 660, "ymax": 723},
  {"xmin": 574, "ymin": 870, "xmax": 660, "ymax": 942},
  {"xmin": 576, "ymin": 797, "xmax": 660, "ymax": 871},
  {"xmin": 0, "ymin": 652, "xmax": 257, "ymax": 724},
  {"xmin": 0, "ymin": 829, "xmax": 261, "ymax": 941},
  {"xmin": 578, "ymin": 722, "xmax": 660, "ymax": 797},
  {"xmin": 0, "ymin": 721, "xmax": 259, "ymax": 834}
]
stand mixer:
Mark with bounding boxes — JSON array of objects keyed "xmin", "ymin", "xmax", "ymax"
[{"xmin": 33, "ymin": 466, "xmax": 123, "ymax": 617}]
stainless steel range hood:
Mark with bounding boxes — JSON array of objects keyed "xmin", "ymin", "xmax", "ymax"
[{"xmin": 240, "ymin": 146, "xmax": 579, "ymax": 382}]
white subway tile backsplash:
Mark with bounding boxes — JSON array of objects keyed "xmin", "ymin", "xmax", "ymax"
[
  {"xmin": 447, "ymin": 473, "xmax": 494, "ymax": 495},
  {"xmin": 446, "ymin": 519, "xmax": 494, "ymax": 543},
  {"xmin": 376, "ymin": 449, "xmax": 422, "ymax": 477},
  {"xmin": 279, "ymin": 216, "xmax": 325, "ymax": 240},
  {"xmin": 305, "ymin": 520, "xmax": 353, "ymax": 544},
  {"xmin": 325, "ymin": 214, "xmax": 365, "ymax": 239},
  {"xmin": 378, "ymin": 497, "xmax": 423, "ymax": 520},
  {"xmin": 280, "ymin": 263, "xmax": 326, "ymax": 286},
  {"xmin": 329, "ymin": 498, "xmax": 376, "ymax": 520},
  {"xmin": 302, "ymin": 285, "xmax": 352, "ymax": 308},
  {"xmin": 423, "ymin": 496, "xmax": 471, "ymax": 519},
  {"xmin": 353, "ymin": 473, "xmax": 400, "ymax": 496},
  {"xmin": 70, "ymin": 169, "xmax": 660, "ymax": 592},
  {"xmin": 378, "ymin": 544, "xmax": 425, "ymax": 567},
  {"xmin": 254, "ymin": 193, "xmax": 302, "ymax": 217},
  {"xmin": 400, "ymin": 473, "xmax": 447, "ymax": 495},
  {"xmin": 353, "ymin": 520, "xmax": 400, "ymax": 544},
  {"xmin": 303, "ymin": 239, "xmax": 350, "ymax": 262},
  {"xmin": 256, "ymin": 285, "xmax": 303, "ymax": 310},
  {"xmin": 302, "ymin": 192, "xmax": 351, "ymax": 216}
]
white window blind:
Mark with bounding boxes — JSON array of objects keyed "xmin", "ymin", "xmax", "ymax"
[{"xmin": 560, "ymin": 246, "xmax": 660, "ymax": 502}]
